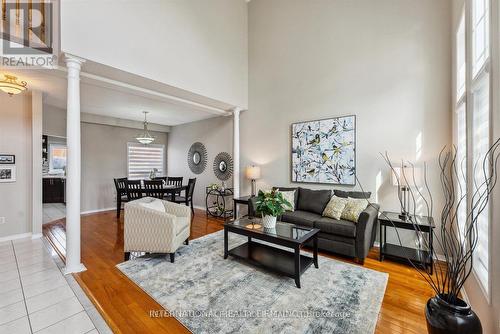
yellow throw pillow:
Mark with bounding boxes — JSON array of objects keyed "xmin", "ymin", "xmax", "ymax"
[
  {"xmin": 341, "ymin": 197, "xmax": 367, "ymax": 223},
  {"xmin": 278, "ymin": 190, "xmax": 295, "ymax": 212},
  {"xmin": 322, "ymin": 195, "xmax": 347, "ymax": 220}
]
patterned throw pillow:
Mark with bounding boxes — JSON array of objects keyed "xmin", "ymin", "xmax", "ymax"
[
  {"xmin": 341, "ymin": 197, "xmax": 368, "ymax": 223},
  {"xmin": 322, "ymin": 195, "xmax": 348, "ymax": 220},
  {"xmin": 278, "ymin": 190, "xmax": 295, "ymax": 211}
]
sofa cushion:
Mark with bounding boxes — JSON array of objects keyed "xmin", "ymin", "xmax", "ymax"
[
  {"xmin": 334, "ymin": 190, "xmax": 371, "ymax": 199},
  {"xmin": 341, "ymin": 198, "xmax": 368, "ymax": 222},
  {"xmin": 273, "ymin": 187, "xmax": 299, "ymax": 208},
  {"xmin": 314, "ymin": 217, "xmax": 357, "ymax": 238},
  {"xmin": 297, "ymin": 188, "xmax": 331, "ymax": 215},
  {"xmin": 277, "ymin": 190, "xmax": 296, "ymax": 211},
  {"xmin": 322, "ymin": 195, "xmax": 348, "ymax": 220},
  {"xmin": 280, "ymin": 210, "xmax": 321, "ymax": 228}
]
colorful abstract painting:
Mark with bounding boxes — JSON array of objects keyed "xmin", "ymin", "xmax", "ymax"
[{"xmin": 291, "ymin": 115, "xmax": 356, "ymax": 185}]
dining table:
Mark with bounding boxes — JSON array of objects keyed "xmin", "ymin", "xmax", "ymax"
[{"xmin": 146, "ymin": 183, "xmax": 188, "ymax": 202}]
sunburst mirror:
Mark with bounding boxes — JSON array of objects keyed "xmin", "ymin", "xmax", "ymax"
[
  {"xmin": 213, "ymin": 152, "xmax": 233, "ymax": 180},
  {"xmin": 187, "ymin": 142, "xmax": 207, "ymax": 174}
]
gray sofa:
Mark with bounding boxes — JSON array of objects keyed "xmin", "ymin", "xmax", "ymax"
[{"xmin": 248, "ymin": 187, "xmax": 379, "ymax": 264}]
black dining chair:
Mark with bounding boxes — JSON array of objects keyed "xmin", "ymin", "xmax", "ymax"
[
  {"xmin": 167, "ymin": 176, "xmax": 184, "ymax": 196},
  {"xmin": 144, "ymin": 179, "xmax": 164, "ymax": 199},
  {"xmin": 126, "ymin": 180, "xmax": 143, "ymax": 201},
  {"xmin": 113, "ymin": 177, "xmax": 128, "ymax": 218},
  {"xmin": 172, "ymin": 178, "xmax": 196, "ymax": 214}
]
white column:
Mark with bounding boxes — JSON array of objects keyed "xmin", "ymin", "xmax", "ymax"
[
  {"xmin": 233, "ymin": 108, "xmax": 241, "ymax": 199},
  {"xmin": 31, "ymin": 91, "xmax": 43, "ymax": 239},
  {"xmin": 64, "ymin": 54, "xmax": 86, "ymax": 274}
]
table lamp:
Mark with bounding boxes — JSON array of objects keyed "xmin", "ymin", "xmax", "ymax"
[
  {"xmin": 392, "ymin": 166, "xmax": 410, "ymax": 220},
  {"xmin": 246, "ymin": 165, "xmax": 261, "ymax": 197}
]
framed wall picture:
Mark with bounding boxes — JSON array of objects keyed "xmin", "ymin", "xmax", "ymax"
[
  {"xmin": 291, "ymin": 115, "xmax": 356, "ymax": 185},
  {"xmin": 0, "ymin": 154, "xmax": 15, "ymax": 164},
  {"xmin": 0, "ymin": 166, "xmax": 16, "ymax": 183}
]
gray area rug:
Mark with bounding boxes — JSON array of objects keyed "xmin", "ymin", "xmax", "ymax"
[{"xmin": 117, "ymin": 231, "xmax": 388, "ymax": 334}]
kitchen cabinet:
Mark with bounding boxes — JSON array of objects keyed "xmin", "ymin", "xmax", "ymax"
[{"xmin": 43, "ymin": 178, "xmax": 65, "ymax": 203}]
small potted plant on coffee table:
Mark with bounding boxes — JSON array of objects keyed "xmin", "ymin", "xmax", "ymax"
[{"xmin": 255, "ymin": 189, "xmax": 291, "ymax": 229}]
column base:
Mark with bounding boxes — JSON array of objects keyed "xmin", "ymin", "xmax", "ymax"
[{"xmin": 63, "ymin": 263, "xmax": 87, "ymax": 275}]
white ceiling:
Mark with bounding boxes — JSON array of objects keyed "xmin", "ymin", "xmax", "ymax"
[{"xmin": 4, "ymin": 63, "xmax": 236, "ymax": 126}]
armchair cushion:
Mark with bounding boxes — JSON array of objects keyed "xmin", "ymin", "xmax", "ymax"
[{"xmin": 139, "ymin": 198, "xmax": 165, "ymax": 212}]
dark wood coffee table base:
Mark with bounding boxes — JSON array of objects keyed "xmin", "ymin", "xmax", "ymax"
[{"xmin": 226, "ymin": 241, "xmax": 317, "ymax": 288}]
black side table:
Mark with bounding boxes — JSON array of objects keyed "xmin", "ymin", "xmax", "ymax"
[
  {"xmin": 378, "ymin": 211, "xmax": 435, "ymax": 274},
  {"xmin": 233, "ymin": 195, "xmax": 252, "ymax": 219}
]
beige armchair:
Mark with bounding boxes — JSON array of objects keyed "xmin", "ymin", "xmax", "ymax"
[{"xmin": 124, "ymin": 197, "xmax": 191, "ymax": 263}]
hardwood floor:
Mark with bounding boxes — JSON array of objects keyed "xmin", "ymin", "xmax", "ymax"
[{"xmin": 43, "ymin": 209, "xmax": 437, "ymax": 334}]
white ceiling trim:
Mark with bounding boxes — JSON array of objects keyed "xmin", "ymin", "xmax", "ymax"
[{"xmin": 53, "ymin": 66, "xmax": 232, "ymax": 117}]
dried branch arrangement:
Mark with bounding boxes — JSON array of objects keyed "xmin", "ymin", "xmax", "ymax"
[{"xmin": 359, "ymin": 138, "xmax": 500, "ymax": 304}]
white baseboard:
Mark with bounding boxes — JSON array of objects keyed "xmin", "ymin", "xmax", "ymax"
[
  {"xmin": 0, "ymin": 232, "xmax": 33, "ymax": 243},
  {"xmin": 31, "ymin": 233, "xmax": 43, "ymax": 240},
  {"xmin": 81, "ymin": 207, "xmax": 115, "ymax": 215},
  {"xmin": 193, "ymin": 205, "xmax": 206, "ymax": 211}
]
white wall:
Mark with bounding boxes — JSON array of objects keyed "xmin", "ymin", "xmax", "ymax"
[
  {"xmin": 43, "ymin": 106, "xmax": 168, "ymax": 213},
  {"xmin": 168, "ymin": 0, "xmax": 452, "ymax": 248},
  {"xmin": 61, "ymin": 0, "xmax": 248, "ymax": 108},
  {"xmin": 167, "ymin": 116, "xmax": 233, "ymax": 208},
  {"xmin": 0, "ymin": 93, "xmax": 33, "ymax": 238}
]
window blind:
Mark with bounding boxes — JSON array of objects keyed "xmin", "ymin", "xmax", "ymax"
[
  {"xmin": 472, "ymin": 0, "xmax": 489, "ymax": 77},
  {"xmin": 456, "ymin": 12, "xmax": 466, "ymax": 100},
  {"xmin": 456, "ymin": 102, "xmax": 467, "ymax": 242},
  {"xmin": 471, "ymin": 73, "xmax": 489, "ymax": 292},
  {"xmin": 127, "ymin": 143, "xmax": 165, "ymax": 180}
]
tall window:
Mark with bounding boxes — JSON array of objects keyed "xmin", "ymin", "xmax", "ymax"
[
  {"xmin": 470, "ymin": 0, "xmax": 490, "ymax": 294},
  {"xmin": 127, "ymin": 143, "xmax": 165, "ymax": 180}
]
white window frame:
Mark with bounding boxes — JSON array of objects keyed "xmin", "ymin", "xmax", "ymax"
[
  {"xmin": 127, "ymin": 143, "xmax": 165, "ymax": 180},
  {"xmin": 462, "ymin": 0, "xmax": 492, "ymax": 301}
]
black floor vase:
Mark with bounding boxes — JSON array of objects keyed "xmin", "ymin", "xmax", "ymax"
[{"xmin": 425, "ymin": 294, "xmax": 482, "ymax": 334}]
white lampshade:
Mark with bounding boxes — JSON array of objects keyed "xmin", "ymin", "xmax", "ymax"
[
  {"xmin": 392, "ymin": 166, "xmax": 407, "ymax": 187},
  {"xmin": 392, "ymin": 165, "xmax": 421, "ymax": 187},
  {"xmin": 246, "ymin": 165, "xmax": 261, "ymax": 180}
]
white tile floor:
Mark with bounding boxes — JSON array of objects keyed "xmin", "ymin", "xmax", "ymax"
[
  {"xmin": 42, "ymin": 204, "xmax": 66, "ymax": 225},
  {"xmin": 0, "ymin": 237, "xmax": 112, "ymax": 334}
]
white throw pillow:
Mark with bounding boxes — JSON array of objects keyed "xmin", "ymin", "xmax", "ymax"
[
  {"xmin": 139, "ymin": 199, "xmax": 165, "ymax": 213},
  {"xmin": 277, "ymin": 190, "xmax": 295, "ymax": 212},
  {"xmin": 341, "ymin": 197, "xmax": 367, "ymax": 223},
  {"xmin": 322, "ymin": 195, "xmax": 348, "ymax": 220}
]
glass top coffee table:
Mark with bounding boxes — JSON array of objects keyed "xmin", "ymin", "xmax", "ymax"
[{"xmin": 223, "ymin": 218, "xmax": 320, "ymax": 288}]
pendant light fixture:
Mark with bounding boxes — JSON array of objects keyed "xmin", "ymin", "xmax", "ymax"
[
  {"xmin": 136, "ymin": 111, "xmax": 155, "ymax": 145},
  {"xmin": 0, "ymin": 74, "xmax": 27, "ymax": 96}
]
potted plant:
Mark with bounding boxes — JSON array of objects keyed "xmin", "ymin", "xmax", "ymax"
[
  {"xmin": 365, "ymin": 138, "xmax": 500, "ymax": 334},
  {"xmin": 255, "ymin": 189, "xmax": 292, "ymax": 228}
]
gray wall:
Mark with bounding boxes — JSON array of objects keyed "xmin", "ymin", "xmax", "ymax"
[
  {"xmin": 168, "ymin": 0, "xmax": 452, "ymax": 248},
  {"xmin": 0, "ymin": 93, "xmax": 32, "ymax": 238},
  {"xmin": 167, "ymin": 116, "xmax": 232, "ymax": 208},
  {"xmin": 43, "ymin": 106, "xmax": 168, "ymax": 212}
]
